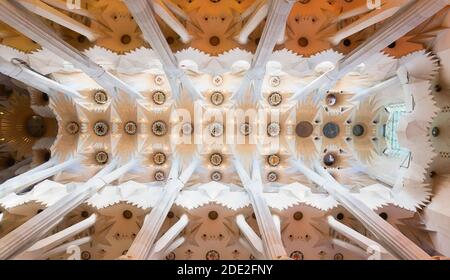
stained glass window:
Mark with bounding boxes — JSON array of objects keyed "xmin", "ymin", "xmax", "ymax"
[{"xmin": 384, "ymin": 104, "xmax": 410, "ymax": 159}]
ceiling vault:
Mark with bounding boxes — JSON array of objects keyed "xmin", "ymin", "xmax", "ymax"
[
  {"xmin": 0, "ymin": 0, "xmax": 447, "ymax": 261},
  {"xmin": 290, "ymin": 0, "xmax": 448, "ymax": 102},
  {"xmin": 124, "ymin": 0, "xmax": 201, "ymax": 100},
  {"xmin": 0, "ymin": 0, "xmax": 143, "ymax": 99}
]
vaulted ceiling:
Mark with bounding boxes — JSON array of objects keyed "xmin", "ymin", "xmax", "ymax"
[{"xmin": 0, "ymin": 0, "xmax": 449, "ymax": 261}]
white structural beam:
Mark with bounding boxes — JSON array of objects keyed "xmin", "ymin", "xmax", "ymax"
[
  {"xmin": 161, "ymin": 0, "xmax": 189, "ymax": 21},
  {"xmin": 0, "ymin": 159, "xmax": 138, "ymax": 259},
  {"xmin": 338, "ymin": 0, "xmax": 448, "ymax": 78},
  {"xmin": 349, "ymin": 76, "xmax": 399, "ymax": 103},
  {"xmin": 290, "ymin": 0, "xmax": 448, "ymax": 102},
  {"xmin": 235, "ymin": 0, "xmax": 268, "ymax": 45},
  {"xmin": 291, "ymin": 159, "xmax": 431, "ymax": 260},
  {"xmin": 152, "ymin": 0, "xmax": 191, "ymax": 44},
  {"xmin": 327, "ymin": 216, "xmax": 396, "ymax": 260},
  {"xmin": 235, "ymin": 0, "xmax": 287, "ymax": 45},
  {"xmin": 236, "ymin": 214, "xmax": 265, "ymax": 259},
  {"xmin": 0, "ymin": 0, "xmax": 143, "ymax": 99},
  {"xmin": 0, "ymin": 58, "xmax": 84, "ymax": 99},
  {"xmin": 0, "ymin": 157, "xmax": 79, "ymax": 199},
  {"xmin": 233, "ymin": 157, "xmax": 287, "ymax": 259},
  {"xmin": 251, "ymin": 0, "xmax": 295, "ymax": 67},
  {"xmin": 0, "ymin": 157, "xmax": 32, "ymax": 183},
  {"xmin": 14, "ymin": 214, "xmax": 97, "ymax": 260},
  {"xmin": 349, "ymin": 65, "xmax": 413, "ymax": 104},
  {"xmin": 126, "ymin": 158, "xmax": 199, "ymax": 260},
  {"xmin": 41, "ymin": 0, "xmax": 97, "ymax": 20},
  {"xmin": 331, "ymin": 238, "xmax": 368, "ymax": 259},
  {"xmin": 123, "ymin": 0, "xmax": 200, "ymax": 100},
  {"xmin": 148, "ymin": 214, "xmax": 189, "ymax": 260},
  {"xmin": 234, "ymin": 0, "xmax": 295, "ymax": 102},
  {"xmin": 327, "ymin": 0, "xmax": 413, "ymax": 46},
  {"xmin": 43, "ymin": 236, "xmax": 92, "ymax": 260},
  {"xmin": 160, "ymin": 237, "xmax": 185, "ymax": 259},
  {"xmin": 16, "ymin": 0, "xmax": 101, "ymax": 42}
]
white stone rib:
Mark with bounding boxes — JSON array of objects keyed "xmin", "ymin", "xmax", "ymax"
[
  {"xmin": 233, "ymin": 157, "xmax": 287, "ymax": 259},
  {"xmin": 0, "ymin": 157, "xmax": 79, "ymax": 199},
  {"xmin": 0, "ymin": 58, "xmax": 84, "ymax": 99},
  {"xmin": 153, "ymin": 0, "xmax": 191, "ymax": 44},
  {"xmin": 291, "ymin": 159, "xmax": 430, "ymax": 260},
  {"xmin": 123, "ymin": 0, "xmax": 200, "ymax": 100},
  {"xmin": 0, "ymin": 0, "xmax": 143, "ymax": 99},
  {"xmin": 13, "ymin": 214, "xmax": 97, "ymax": 260},
  {"xmin": 126, "ymin": 158, "xmax": 199, "ymax": 260},
  {"xmin": 290, "ymin": 0, "xmax": 448, "ymax": 102},
  {"xmin": 16, "ymin": 0, "xmax": 101, "ymax": 42},
  {"xmin": 234, "ymin": 0, "xmax": 295, "ymax": 102},
  {"xmin": 0, "ymin": 159, "xmax": 138, "ymax": 259}
]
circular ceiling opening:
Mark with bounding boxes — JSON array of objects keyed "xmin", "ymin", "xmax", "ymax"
[
  {"xmin": 152, "ymin": 121, "xmax": 168, "ymax": 136},
  {"xmin": 209, "ymin": 36, "xmax": 220, "ymax": 46},
  {"xmin": 267, "ymin": 154, "xmax": 281, "ymax": 167},
  {"xmin": 323, "ymin": 122, "xmax": 340, "ymax": 139},
  {"xmin": 326, "ymin": 94, "xmax": 337, "ymax": 106},
  {"xmin": 154, "ymin": 171, "xmax": 165, "ymax": 181},
  {"xmin": 267, "ymin": 171, "xmax": 278, "ymax": 182},
  {"xmin": 296, "ymin": 121, "xmax": 313, "ymax": 138},
  {"xmin": 268, "ymin": 92, "xmax": 282, "ymax": 106},
  {"xmin": 323, "ymin": 153, "xmax": 336, "ymax": 167},
  {"xmin": 211, "ymin": 171, "xmax": 222, "ymax": 182},
  {"xmin": 267, "ymin": 122, "xmax": 281, "ymax": 137},
  {"xmin": 124, "ymin": 121, "xmax": 138, "ymax": 135},
  {"xmin": 352, "ymin": 124, "xmax": 365, "ymax": 137},
  {"xmin": 94, "ymin": 90, "xmax": 108, "ymax": 105},
  {"xmin": 26, "ymin": 115, "xmax": 46, "ymax": 138},
  {"xmin": 65, "ymin": 122, "xmax": 80, "ymax": 135},
  {"xmin": 93, "ymin": 121, "xmax": 109, "ymax": 137},
  {"xmin": 153, "ymin": 152, "xmax": 167, "ymax": 165},
  {"xmin": 95, "ymin": 151, "xmax": 109, "ymax": 165},
  {"xmin": 152, "ymin": 91, "xmax": 166, "ymax": 105},
  {"xmin": 210, "ymin": 91, "xmax": 224, "ymax": 106},
  {"xmin": 298, "ymin": 37, "xmax": 309, "ymax": 47}
]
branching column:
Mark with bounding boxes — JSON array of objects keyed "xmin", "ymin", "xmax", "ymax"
[
  {"xmin": 327, "ymin": 0, "xmax": 409, "ymax": 46},
  {"xmin": 289, "ymin": 0, "xmax": 448, "ymax": 101},
  {"xmin": 126, "ymin": 158, "xmax": 199, "ymax": 260},
  {"xmin": 234, "ymin": 158, "xmax": 287, "ymax": 259},
  {"xmin": 0, "ymin": 159, "xmax": 138, "ymax": 259},
  {"xmin": 123, "ymin": 0, "xmax": 199, "ymax": 100},
  {"xmin": 235, "ymin": 0, "xmax": 269, "ymax": 45},
  {"xmin": 235, "ymin": 0, "xmax": 295, "ymax": 102},
  {"xmin": 338, "ymin": 0, "xmax": 448, "ymax": 77},
  {"xmin": 14, "ymin": 214, "xmax": 97, "ymax": 260},
  {"xmin": 291, "ymin": 159, "xmax": 430, "ymax": 260},
  {"xmin": 0, "ymin": 157, "xmax": 32, "ymax": 183},
  {"xmin": 236, "ymin": 214, "xmax": 265, "ymax": 259},
  {"xmin": 0, "ymin": 58, "xmax": 84, "ymax": 99},
  {"xmin": 148, "ymin": 214, "xmax": 189, "ymax": 260},
  {"xmin": 327, "ymin": 216, "xmax": 397, "ymax": 260},
  {"xmin": 0, "ymin": 157, "xmax": 80, "ymax": 199},
  {"xmin": 152, "ymin": 0, "xmax": 191, "ymax": 44},
  {"xmin": 0, "ymin": 0, "xmax": 142, "ymax": 98},
  {"xmin": 16, "ymin": 0, "xmax": 101, "ymax": 41},
  {"xmin": 349, "ymin": 76, "xmax": 399, "ymax": 103}
]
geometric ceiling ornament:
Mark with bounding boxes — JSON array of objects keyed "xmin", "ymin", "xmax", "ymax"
[{"xmin": 0, "ymin": 0, "xmax": 447, "ymax": 261}]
